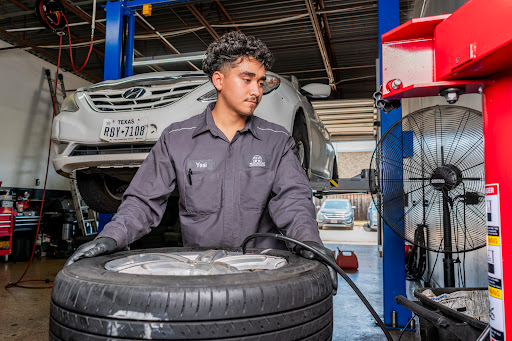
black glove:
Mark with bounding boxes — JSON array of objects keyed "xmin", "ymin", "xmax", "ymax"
[
  {"xmin": 64, "ymin": 237, "xmax": 117, "ymax": 267},
  {"xmin": 295, "ymin": 241, "xmax": 338, "ymax": 295}
]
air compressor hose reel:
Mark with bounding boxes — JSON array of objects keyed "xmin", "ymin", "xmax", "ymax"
[{"xmin": 35, "ymin": 0, "xmax": 67, "ymax": 32}]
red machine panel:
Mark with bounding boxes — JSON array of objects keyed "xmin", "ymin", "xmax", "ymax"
[{"xmin": 435, "ymin": 0, "xmax": 512, "ymax": 80}]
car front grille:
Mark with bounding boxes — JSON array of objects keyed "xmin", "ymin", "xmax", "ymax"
[
  {"xmin": 71, "ymin": 144, "xmax": 155, "ymax": 156},
  {"xmin": 84, "ymin": 79, "xmax": 207, "ymax": 112},
  {"xmin": 324, "ymin": 213, "xmax": 351, "ymax": 219}
]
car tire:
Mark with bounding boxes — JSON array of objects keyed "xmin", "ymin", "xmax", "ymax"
[
  {"xmin": 50, "ymin": 247, "xmax": 333, "ymax": 340},
  {"xmin": 76, "ymin": 172, "xmax": 125, "ymax": 213},
  {"xmin": 292, "ymin": 111, "xmax": 310, "ymax": 176}
]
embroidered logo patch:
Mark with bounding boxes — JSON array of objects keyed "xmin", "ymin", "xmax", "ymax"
[{"xmin": 249, "ymin": 155, "xmax": 266, "ymax": 167}]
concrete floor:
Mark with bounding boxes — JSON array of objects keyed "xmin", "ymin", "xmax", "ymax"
[
  {"xmin": 320, "ymin": 221, "xmax": 378, "ymax": 245},
  {"xmin": 0, "ymin": 244, "xmax": 420, "ymax": 341},
  {"xmin": 0, "ymin": 257, "xmax": 66, "ymax": 340},
  {"xmin": 325, "ymin": 243, "xmax": 420, "ymax": 341}
]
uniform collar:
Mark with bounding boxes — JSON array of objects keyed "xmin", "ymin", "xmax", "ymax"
[{"xmin": 192, "ymin": 102, "xmax": 261, "ymax": 140}]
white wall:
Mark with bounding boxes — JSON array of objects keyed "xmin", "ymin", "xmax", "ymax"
[
  {"xmin": 402, "ymin": 94, "xmax": 488, "ymax": 288},
  {"xmin": 0, "ymin": 39, "xmax": 92, "ymax": 191}
]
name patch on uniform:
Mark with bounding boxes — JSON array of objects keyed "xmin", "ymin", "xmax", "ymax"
[
  {"xmin": 244, "ymin": 154, "xmax": 270, "ymax": 168},
  {"xmin": 187, "ymin": 159, "xmax": 215, "ymax": 171}
]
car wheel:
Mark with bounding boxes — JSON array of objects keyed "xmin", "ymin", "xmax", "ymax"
[
  {"xmin": 76, "ymin": 172, "xmax": 127, "ymax": 213},
  {"xmin": 50, "ymin": 247, "xmax": 333, "ymax": 340},
  {"xmin": 292, "ymin": 111, "xmax": 310, "ymax": 176}
]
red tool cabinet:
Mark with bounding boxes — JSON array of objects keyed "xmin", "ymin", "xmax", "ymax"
[{"xmin": 0, "ymin": 207, "xmax": 14, "ymax": 256}]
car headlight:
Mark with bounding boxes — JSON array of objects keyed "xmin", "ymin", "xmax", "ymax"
[
  {"xmin": 60, "ymin": 93, "xmax": 79, "ymax": 113},
  {"xmin": 317, "ymin": 213, "xmax": 325, "ymax": 221},
  {"xmin": 197, "ymin": 89, "xmax": 217, "ymax": 102}
]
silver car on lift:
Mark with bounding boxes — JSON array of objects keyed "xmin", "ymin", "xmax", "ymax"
[{"xmin": 52, "ymin": 71, "xmax": 336, "ymax": 212}]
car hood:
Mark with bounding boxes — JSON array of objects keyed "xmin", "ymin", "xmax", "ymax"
[
  {"xmin": 82, "ymin": 71, "xmax": 209, "ymax": 92},
  {"xmin": 80, "ymin": 71, "xmax": 282, "ymax": 92}
]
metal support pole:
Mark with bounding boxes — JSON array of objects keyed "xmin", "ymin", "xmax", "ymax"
[
  {"xmin": 104, "ymin": 0, "xmax": 124, "ymax": 80},
  {"xmin": 124, "ymin": 10, "xmax": 135, "ymax": 78},
  {"xmin": 442, "ymin": 191, "xmax": 455, "ymax": 287},
  {"xmin": 378, "ymin": 0, "xmax": 411, "ymax": 328}
]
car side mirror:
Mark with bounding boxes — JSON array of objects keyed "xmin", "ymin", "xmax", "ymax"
[
  {"xmin": 316, "ymin": 205, "xmax": 321, "ymax": 210},
  {"xmin": 300, "ymin": 83, "xmax": 331, "ymax": 99}
]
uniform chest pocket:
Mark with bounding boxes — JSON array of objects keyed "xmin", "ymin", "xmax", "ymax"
[
  {"xmin": 239, "ymin": 169, "xmax": 275, "ymax": 210},
  {"xmin": 184, "ymin": 171, "xmax": 222, "ymax": 214}
]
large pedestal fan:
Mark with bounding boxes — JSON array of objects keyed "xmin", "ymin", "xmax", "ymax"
[{"xmin": 371, "ymin": 105, "xmax": 486, "ymax": 286}]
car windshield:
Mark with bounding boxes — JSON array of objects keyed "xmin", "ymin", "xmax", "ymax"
[{"xmin": 323, "ymin": 201, "xmax": 350, "ymax": 209}]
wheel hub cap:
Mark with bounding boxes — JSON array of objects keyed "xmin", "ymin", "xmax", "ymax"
[{"xmin": 105, "ymin": 250, "xmax": 288, "ymax": 276}]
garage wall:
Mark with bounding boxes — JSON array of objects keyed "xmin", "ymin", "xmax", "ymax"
[
  {"xmin": 0, "ymin": 39, "xmax": 92, "ymax": 192},
  {"xmin": 337, "ymin": 152, "xmax": 372, "ymax": 178},
  {"xmin": 402, "ymin": 94, "xmax": 487, "ymax": 288}
]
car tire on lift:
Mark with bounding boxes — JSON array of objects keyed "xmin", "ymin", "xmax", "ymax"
[
  {"xmin": 50, "ymin": 247, "xmax": 334, "ymax": 340},
  {"xmin": 292, "ymin": 110, "xmax": 310, "ymax": 176},
  {"xmin": 76, "ymin": 172, "xmax": 124, "ymax": 213}
]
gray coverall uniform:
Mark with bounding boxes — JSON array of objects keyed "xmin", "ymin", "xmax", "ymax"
[{"xmin": 98, "ymin": 102, "xmax": 323, "ymax": 250}]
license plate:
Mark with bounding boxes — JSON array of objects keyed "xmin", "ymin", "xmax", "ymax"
[
  {"xmin": 330, "ymin": 219, "xmax": 337, "ymax": 224},
  {"xmin": 100, "ymin": 118, "xmax": 148, "ymax": 142}
]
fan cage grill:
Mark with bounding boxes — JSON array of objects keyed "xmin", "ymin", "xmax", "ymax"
[{"xmin": 371, "ymin": 105, "xmax": 486, "ymax": 253}]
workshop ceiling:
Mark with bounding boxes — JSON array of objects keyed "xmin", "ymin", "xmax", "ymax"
[{"xmin": 0, "ymin": 0, "xmax": 415, "ymax": 99}]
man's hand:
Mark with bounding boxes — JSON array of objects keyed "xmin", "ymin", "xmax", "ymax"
[
  {"xmin": 65, "ymin": 237, "xmax": 117, "ymax": 267},
  {"xmin": 294, "ymin": 241, "xmax": 338, "ymax": 295}
]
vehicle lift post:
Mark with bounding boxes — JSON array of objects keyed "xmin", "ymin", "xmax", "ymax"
[
  {"xmin": 380, "ymin": 0, "xmax": 512, "ymax": 339},
  {"xmin": 103, "ymin": 0, "xmax": 190, "ymax": 81},
  {"xmin": 378, "ymin": 0, "xmax": 411, "ymax": 329}
]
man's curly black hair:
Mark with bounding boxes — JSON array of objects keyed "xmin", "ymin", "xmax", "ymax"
[{"xmin": 202, "ymin": 31, "xmax": 274, "ymax": 80}]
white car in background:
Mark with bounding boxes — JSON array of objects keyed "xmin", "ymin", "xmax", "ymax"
[{"xmin": 52, "ymin": 71, "xmax": 336, "ymax": 212}]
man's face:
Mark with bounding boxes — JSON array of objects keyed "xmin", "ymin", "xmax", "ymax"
[{"xmin": 213, "ymin": 57, "xmax": 266, "ymax": 117}]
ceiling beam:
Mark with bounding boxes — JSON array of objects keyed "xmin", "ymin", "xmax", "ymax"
[
  {"xmin": 0, "ymin": 27, "xmax": 101, "ymax": 81},
  {"xmin": 1, "ymin": 1, "xmax": 19, "ymax": 30},
  {"xmin": 187, "ymin": 4, "xmax": 220, "ymax": 40},
  {"xmin": 272, "ymin": 37, "xmax": 377, "ymax": 53},
  {"xmin": 304, "ymin": 0, "xmax": 335, "ymax": 91},
  {"xmin": 134, "ymin": 12, "xmax": 200, "ymax": 71},
  {"xmin": 59, "ymin": 0, "xmax": 164, "ymax": 73},
  {"xmin": 0, "ymin": 0, "xmax": 376, "ymax": 22},
  {"xmin": 136, "ymin": 1, "xmax": 376, "ymax": 36},
  {"xmin": 215, "ymin": 0, "xmax": 238, "ymax": 31},
  {"xmin": 277, "ymin": 64, "xmax": 375, "ymax": 75},
  {"xmin": 60, "ymin": 0, "xmax": 106, "ymax": 33},
  {"xmin": 317, "ymin": 0, "xmax": 342, "ymax": 97}
]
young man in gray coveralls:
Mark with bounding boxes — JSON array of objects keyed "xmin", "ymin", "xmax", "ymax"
[{"xmin": 65, "ymin": 31, "xmax": 336, "ymax": 292}]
